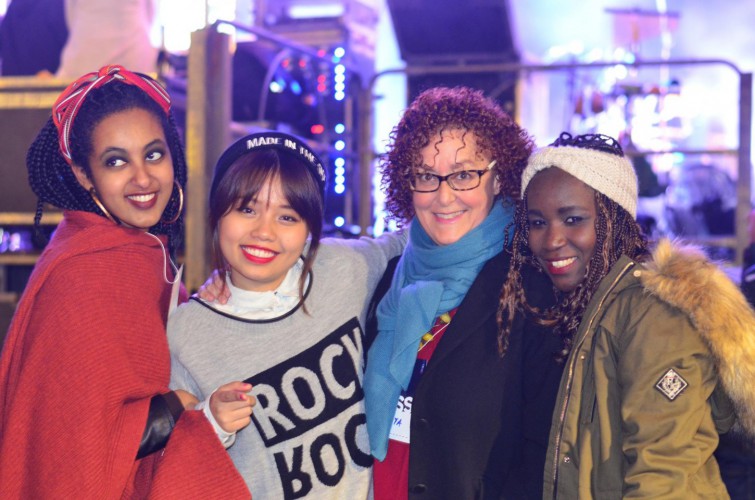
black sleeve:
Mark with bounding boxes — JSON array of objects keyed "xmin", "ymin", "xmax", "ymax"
[
  {"xmin": 136, "ymin": 391, "xmax": 185, "ymax": 459},
  {"xmin": 363, "ymin": 255, "xmax": 400, "ymax": 357},
  {"xmin": 481, "ymin": 309, "xmax": 525, "ymax": 500},
  {"xmin": 500, "ymin": 263, "xmax": 563, "ymax": 499}
]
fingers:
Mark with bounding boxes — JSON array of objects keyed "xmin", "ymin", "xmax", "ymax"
[
  {"xmin": 197, "ymin": 279, "xmax": 218, "ymax": 301},
  {"xmin": 217, "ymin": 381, "xmax": 252, "ymax": 393},
  {"xmin": 211, "ymin": 269, "xmax": 231, "ymax": 305},
  {"xmin": 214, "ymin": 402, "xmax": 254, "ymax": 433},
  {"xmin": 214, "ymin": 389, "xmax": 256, "ymax": 406},
  {"xmin": 219, "ymin": 285, "xmax": 231, "ymax": 304},
  {"xmin": 196, "ymin": 269, "xmax": 231, "ymax": 303},
  {"xmin": 210, "ymin": 382, "xmax": 256, "ymax": 433}
]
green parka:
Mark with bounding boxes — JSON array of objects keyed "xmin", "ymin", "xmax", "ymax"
[{"xmin": 543, "ymin": 239, "xmax": 755, "ymax": 499}]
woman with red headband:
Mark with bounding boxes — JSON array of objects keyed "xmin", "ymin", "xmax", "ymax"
[{"xmin": 0, "ymin": 65, "xmax": 251, "ymax": 498}]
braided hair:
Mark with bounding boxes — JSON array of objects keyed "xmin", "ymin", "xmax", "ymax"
[
  {"xmin": 27, "ymin": 81, "xmax": 187, "ymax": 255},
  {"xmin": 496, "ymin": 133, "xmax": 650, "ymax": 360}
]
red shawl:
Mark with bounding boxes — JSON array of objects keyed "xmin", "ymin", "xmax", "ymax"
[{"xmin": 0, "ymin": 211, "xmax": 250, "ymax": 499}]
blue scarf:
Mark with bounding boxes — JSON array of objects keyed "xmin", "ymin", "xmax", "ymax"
[{"xmin": 364, "ymin": 201, "xmax": 512, "ymax": 459}]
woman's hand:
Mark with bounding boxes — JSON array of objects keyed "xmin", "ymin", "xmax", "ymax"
[
  {"xmin": 209, "ymin": 381, "xmax": 256, "ymax": 433},
  {"xmin": 195, "ymin": 269, "xmax": 231, "ymax": 304}
]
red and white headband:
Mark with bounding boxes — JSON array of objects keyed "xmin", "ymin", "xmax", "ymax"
[{"xmin": 52, "ymin": 64, "xmax": 171, "ymax": 164}]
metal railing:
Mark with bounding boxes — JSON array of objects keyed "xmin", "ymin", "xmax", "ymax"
[
  {"xmin": 182, "ymin": 26, "xmax": 753, "ymax": 289},
  {"xmin": 356, "ymin": 58, "xmax": 753, "ymax": 263}
]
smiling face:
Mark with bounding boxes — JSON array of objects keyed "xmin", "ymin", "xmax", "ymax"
[
  {"xmin": 526, "ymin": 167, "xmax": 598, "ymax": 292},
  {"xmin": 219, "ymin": 175, "xmax": 310, "ymax": 292},
  {"xmin": 412, "ymin": 129, "xmax": 499, "ymax": 246},
  {"xmin": 71, "ymin": 108, "xmax": 174, "ymax": 230}
]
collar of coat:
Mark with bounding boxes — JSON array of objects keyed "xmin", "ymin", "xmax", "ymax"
[{"xmin": 639, "ymin": 238, "xmax": 755, "ymax": 436}]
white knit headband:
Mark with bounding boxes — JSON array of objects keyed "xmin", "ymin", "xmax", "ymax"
[{"xmin": 521, "ymin": 146, "xmax": 638, "ymax": 217}]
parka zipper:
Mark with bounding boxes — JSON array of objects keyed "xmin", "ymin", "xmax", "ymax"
[{"xmin": 550, "ymin": 262, "xmax": 635, "ymax": 499}]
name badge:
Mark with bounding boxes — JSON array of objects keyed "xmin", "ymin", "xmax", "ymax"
[{"xmin": 389, "ymin": 359, "xmax": 427, "ymax": 444}]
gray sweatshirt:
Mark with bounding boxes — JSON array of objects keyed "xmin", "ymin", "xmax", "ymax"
[{"xmin": 168, "ymin": 233, "xmax": 405, "ymax": 499}]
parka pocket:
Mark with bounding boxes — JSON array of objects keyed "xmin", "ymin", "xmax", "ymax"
[
  {"xmin": 580, "ymin": 331, "xmax": 601, "ymax": 424},
  {"xmin": 580, "ymin": 382, "xmax": 597, "ymax": 424}
]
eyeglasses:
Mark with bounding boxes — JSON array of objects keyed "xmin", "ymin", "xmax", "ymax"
[{"xmin": 409, "ymin": 160, "xmax": 497, "ymax": 193}]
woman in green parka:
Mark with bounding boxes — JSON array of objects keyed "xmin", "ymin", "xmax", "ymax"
[{"xmin": 497, "ymin": 132, "xmax": 755, "ymax": 499}]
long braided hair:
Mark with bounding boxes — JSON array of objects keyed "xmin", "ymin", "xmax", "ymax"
[
  {"xmin": 496, "ymin": 134, "xmax": 650, "ymax": 360},
  {"xmin": 27, "ymin": 76, "xmax": 186, "ymax": 256}
]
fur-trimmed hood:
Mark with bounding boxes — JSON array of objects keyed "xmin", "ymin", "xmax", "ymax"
[{"xmin": 640, "ymin": 238, "xmax": 755, "ymax": 436}]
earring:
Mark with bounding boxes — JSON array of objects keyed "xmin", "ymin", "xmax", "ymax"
[
  {"xmin": 89, "ymin": 187, "xmax": 117, "ymax": 224},
  {"xmin": 162, "ymin": 180, "xmax": 184, "ymax": 224}
]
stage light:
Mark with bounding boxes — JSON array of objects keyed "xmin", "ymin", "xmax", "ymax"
[
  {"xmin": 335, "ymin": 184, "xmax": 345, "ymax": 194},
  {"xmin": 335, "ymin": 140, "xmax": 345, "ymax": 151},
  {"xmin": 288, "ymin": 3, "xmax": 344, "ymax": 19},
  {"xmin": 335, "ymin": 123, "xmax": 345, "ymax": 134}
]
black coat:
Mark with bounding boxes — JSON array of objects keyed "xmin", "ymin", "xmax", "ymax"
[{"xmin": 365, "ymin": 250, "xmax": 563, "ymax": 499}]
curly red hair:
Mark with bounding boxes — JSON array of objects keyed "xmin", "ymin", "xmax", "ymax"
[{"xmin": 379, "ymin": 86, "xmax": 534, "ymax": 224}]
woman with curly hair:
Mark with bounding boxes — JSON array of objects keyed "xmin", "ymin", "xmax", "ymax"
[
  {"xmin": 497, "ymin": 132, "xmax": 755, "ymax": 498},
  {"xmin": 0, "ymin": 65, "xmax": 251, "ymax": 498},
  {"xmin": 363, "ymin": 86, "xmax": 560, "ymax": 499}
]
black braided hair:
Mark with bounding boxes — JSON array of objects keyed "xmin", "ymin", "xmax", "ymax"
[
  {"xmin": 551, "ymin": 131, "xmax": 625, "ymax": 156},
  {"xmin": 27, "ymin": 81, "xmax": 186, "ymax": 255}
]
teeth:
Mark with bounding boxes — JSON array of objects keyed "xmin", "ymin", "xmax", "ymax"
[
  {"xmin": 242, "ymin": 246, "xmax": 275, "ymax": 258},
  {"xmin": 550, "ymin": 257, "xmax": 576, "ymax": 269},
  {"xmin": 436, "ymin": 211, "xmax": 463, "ymax": 220},
  {"xmin": 128, "ymin": 193, "xmax": 156, "ymax": 202}
]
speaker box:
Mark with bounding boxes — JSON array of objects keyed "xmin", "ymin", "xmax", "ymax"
[
  {"xmin": 386, "ymin": 0, "xmax": 519, "ymax": 112},
  {"xmin": 0, "ymin": 79, "xmax": 67, "ymax": 214},
  {"xmin": 0, "ymin": 107, "xmax": 53, "ymax": 213},
  {"xmin": 386, "ymin": 0, "xmax": 517, "ymax": 63}
]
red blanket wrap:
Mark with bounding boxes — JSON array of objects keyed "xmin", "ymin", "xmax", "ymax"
[{"xmin": 0, "ymin": 211, "xmax": 250, "ymax": 499}]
